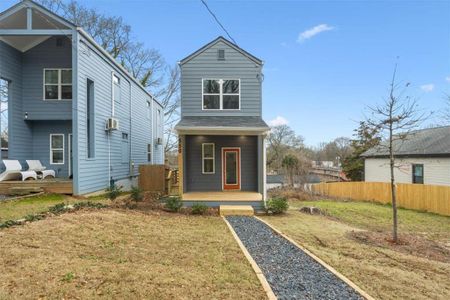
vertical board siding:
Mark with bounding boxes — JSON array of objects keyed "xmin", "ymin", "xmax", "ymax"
[
  {"xmin": 185, "ymin": 135, "xmax": 258, "ymax": 192},
  {"xmin": 312, "ymin": 182, "xmax": 450, "ymax": 216},
  {"xmin": 181, "ymin": 41, "xmax": 262, "ymax": 117},
  {"xmin": 365, "ymin": 158, "xmax": 450, "ymax": 186},
  {"xmin": 0, "ymin": 41, "xmax": 33, "ymax": 170},
  {"xmin": 22, "ymin": 36, "xmax": 72, "ymax": 120},
  {"xmin": 76, "ymin": 37, "xmax": 163, "ymax": 194}
]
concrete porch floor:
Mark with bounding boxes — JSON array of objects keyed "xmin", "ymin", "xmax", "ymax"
[{"xmin": 182, "ymin": 191, "xmax": 262, "ymax": 202}]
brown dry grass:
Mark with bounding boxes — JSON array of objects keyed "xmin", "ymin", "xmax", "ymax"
[
  {"xmin": 260, "ymin": 201, "xmax": 450, "ymax": 300},
  {"xmin": 0, "ymin": 209, "xmax": 265, "ymax": 299}
]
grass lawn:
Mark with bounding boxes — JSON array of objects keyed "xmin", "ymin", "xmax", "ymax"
[
  {"xmin": 261, "ymin": 200, "xmax": 450, "ymax": 300},
  {"xmin": 0, "ymin": 209, "xmax": 265, "ymax": 299},
  {"xmin": 0, "ymin": 194, "xmax": 111, "ymax": 222}
]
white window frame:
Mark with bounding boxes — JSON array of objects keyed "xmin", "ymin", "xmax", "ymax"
[
  {"xmin": 202, "ymin": 78, "xmax": 240, "ymax": 111},
  {"xmin": 146, "ymin": 101, "xmax": 151, "ymax": 120},
  {"xmin": 43, "ymin": 68, "xmax": 72, "ymax": 101},
  {"xmin": 202, "ymin": 143, "xmax": 215, "ymax": 174},
  {"xmin": 50, "ymin": 134, "xmax": 65, "ymax": 165},
  {"xmin": 156, "ymin": 108, "xmax": 162, "ymax": 139}
]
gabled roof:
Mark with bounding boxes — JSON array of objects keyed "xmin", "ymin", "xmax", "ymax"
[
  {"xmin": 179, "ymin": 36, "xmax": 263, "ymax": 66},
  {"xmin": 0, "ymin": 0, "xmax": 76, "ymax": 29},
  {"xmin": 362, "ymin": 125, "xmax": 450, "ymax": 158}
]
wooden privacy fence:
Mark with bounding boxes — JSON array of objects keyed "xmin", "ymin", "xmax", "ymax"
[
  {"xmin": 312, "ymin": 182, "xmax": 450, "ymax": 216},
  {"xmin": 138, "ymin": 165, "xmax": 179, "ymax": 195},
  {"xmin": 138, "ymin": 165, "xmax": 167, "ymax": 193}
]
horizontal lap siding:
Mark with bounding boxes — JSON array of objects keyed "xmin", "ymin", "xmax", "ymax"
[
  {"xmin": 22, "ymin": 36, "xmax": 72, "ymax": 120},
  {"xmin": 185, "ymin": 135, "xmax": 258, "ymax": 192},
  {"xmin": 31, "ymin": 120, "xmax": 72, "ymax": 177},
  {"xmin": 76, "ymin": 38, "xmax": 161, "ymax": 194},
  {"xmin": 181, "ymin": 41, "xmax": 262, "ymax": 117},
  {"xmin": 0, "ymin": 41, "xmax": 32, "ymax": 170},
  {"xmin": 365, "ymin": 157, "xmax": 450, "ymax": 186}
]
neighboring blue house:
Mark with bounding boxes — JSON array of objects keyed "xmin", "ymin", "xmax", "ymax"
[
  {"xmin": 175, "ymin": 37, "xmax": 269, "ymax": 209},
  {"xmin": 0, "ymin": 0, "xmax": 164, "ymax": 195}
]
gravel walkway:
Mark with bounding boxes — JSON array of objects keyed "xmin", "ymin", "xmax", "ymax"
[{"xmin": 226, "ymin": 216, "xmax": 363, "ymax": 300}]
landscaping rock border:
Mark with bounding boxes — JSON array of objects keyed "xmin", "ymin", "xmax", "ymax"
[{"xmin": 226, "ymin": 216, "xmax": 366, "ymax": 300}]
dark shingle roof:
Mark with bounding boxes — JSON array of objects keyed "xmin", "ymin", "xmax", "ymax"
[
  {"xmin": 362, "ymin": 126, "xmax": 450, "ymax": 157},
  {"xmin": 175, "ymin": 116, "xmax": 269, "ymax": 131}
]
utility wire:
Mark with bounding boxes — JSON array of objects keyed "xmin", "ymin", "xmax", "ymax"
[{"xmin": 200, "ymin": 0, "xmax": 237, "ymax": 45}]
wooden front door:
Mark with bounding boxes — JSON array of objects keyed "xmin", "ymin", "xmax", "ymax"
[{"xmin": 222, "ymin": 148, "xmax": 240, "ymax": 190}]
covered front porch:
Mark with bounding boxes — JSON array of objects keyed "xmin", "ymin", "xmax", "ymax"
[
  {"xmin": 182, "ymin": 191, "xmax": 263, "ymax": 202},
  {"xmin": 175, "ymin": 116, "xmax": 269, "ymax": 208}
]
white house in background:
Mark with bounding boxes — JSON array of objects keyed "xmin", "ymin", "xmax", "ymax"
[{"xmin": 362, "ymin": 126, "xmax": 450, "ymax": 186}]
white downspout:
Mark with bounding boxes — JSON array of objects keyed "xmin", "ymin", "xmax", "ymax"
[{"xmin": 151, "ymin": 97, "xmax": 154, "ymax": 164}]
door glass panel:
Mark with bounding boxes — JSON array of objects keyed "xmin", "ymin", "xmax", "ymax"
[{"xmin": 226, "ymin": 152, "xmax": 237, "ymax": 184}]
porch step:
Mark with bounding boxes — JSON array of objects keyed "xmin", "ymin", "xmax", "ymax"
[{"xmin": 219, "ymin": 205, "xmax": 254, "ymax": 216}]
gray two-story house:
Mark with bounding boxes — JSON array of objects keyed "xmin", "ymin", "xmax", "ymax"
[
  {"xmin": 175, "ymin": 37, "xmax": 269, "ymax": 209},
  {"xmin": 0, "ymin": 0, "xmax": 164, "ymax": 195}
]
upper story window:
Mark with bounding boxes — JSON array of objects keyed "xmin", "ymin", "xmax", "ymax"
[
  {"xmin": 44, "ymin": 69, "xmax": 72, "ymax": 100},
  {"xmin": 202, "ymin": 79, "xmax": 239, "ymax": 110},
  {"xmin": 146, "ymin": 101, "xmax": 151, "ymax": 119},
  {"xmin": 113, "ymin": 73, "xmax": 121, "ymax": 103}
]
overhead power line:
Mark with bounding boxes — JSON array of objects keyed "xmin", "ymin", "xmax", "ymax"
[{"xmin": 200, "ymin": 0, "xmax": 237, "ymax": 45}]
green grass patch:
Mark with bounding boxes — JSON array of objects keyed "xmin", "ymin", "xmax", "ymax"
[
  {"xmin": 0, "ymin": 194, "xmax": 110, "ymax": 222},
  {"xmin": 293, "ymin": 199, "xmax": 450, "ymax": 239}
]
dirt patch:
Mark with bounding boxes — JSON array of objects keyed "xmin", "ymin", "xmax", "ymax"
[{"xmin": 349, "ymin": 230, "xmax": 450, "ymax": 263}]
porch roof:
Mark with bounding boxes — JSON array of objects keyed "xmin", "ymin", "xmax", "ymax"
[{"xmin": 175, "ymin": 116, "xmax": 270, "ymax": 135}]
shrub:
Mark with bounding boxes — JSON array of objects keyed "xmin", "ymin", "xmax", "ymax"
[
  {"xmin": 73, "ymin": 201, "xmax": 108, "ymax": 210},
  {"xmin": 265, "ymin": 197, "xmax": 289, "ymax": 214},
  {"xmin": 191, "ymin": 203, "xmax": 208, "ymax": 215},
  {"xmin": 25, "ymin": 214, "xmax": 45, "ymax": 222},
  {"xmin": 165, "ymin": 196, "xmax": 183, "ymax": 212},
  {"xmin": 130, "ymin": 186, "xmax": 143, "ymax": 202},
  {"xmin": 49, "ymin": 203, "xmax": 67, "ymax": 215},
  {"xmin": 106, "ymin": 184, "xmax": 122, "ymax": 200},
  {"xmin": 0, "ymin": 220, "xmax": 22, "ymax": 229}
]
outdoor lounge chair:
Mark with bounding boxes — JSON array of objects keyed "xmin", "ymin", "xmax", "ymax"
[
  {"xmin": 26, "ymin": 160, "xmax": 56, "ymax": 179},
  {"xmin": 0, "ymin": 160, "xmax": 37, "ymax": 181}
]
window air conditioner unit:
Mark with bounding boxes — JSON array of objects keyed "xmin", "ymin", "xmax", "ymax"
[
  {"xmin": 156, "ymin": 137, "xmax": 162, "ymax": 145},
  {"xmin": 106, "ymin": 117, "xmax": 119, "ymax": 131}
]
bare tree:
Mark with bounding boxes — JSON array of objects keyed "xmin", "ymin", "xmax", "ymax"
[
  {"xmin": 442, "ymin": 94, "xmax": 450, "ymax": 125},
  {"xmin": 267, "ymin": 125, "xmax": 304, "ymax": 173},
  {"xmin": 366, "ymin": 63, "xmax": 429, "ymax": 243}
]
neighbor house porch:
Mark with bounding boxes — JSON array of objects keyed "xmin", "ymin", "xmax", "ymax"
[
  {"xmin": 0, "ymin": 178, "xmax": 73, "ymax": 195},
  {"xmin": 0, "ymin": 2, "xmax": 75, "ymax": 180}
]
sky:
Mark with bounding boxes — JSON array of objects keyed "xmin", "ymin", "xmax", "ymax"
[{"xmin": 1, "ymin": 0, "xmax": 449, "ymax": 146}]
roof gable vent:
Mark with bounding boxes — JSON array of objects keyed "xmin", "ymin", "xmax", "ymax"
[{"xmin": 217, "ymin": 49, "xmax": 225, "ymax": 61}]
